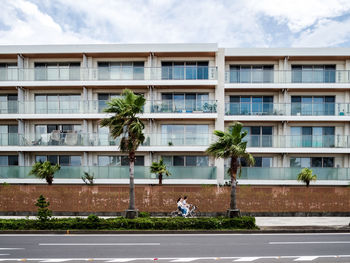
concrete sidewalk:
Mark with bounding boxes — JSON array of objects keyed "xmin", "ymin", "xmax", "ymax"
[{"xmin": 255, "ymin": 217, "xmax": 350, "ymax": 227}]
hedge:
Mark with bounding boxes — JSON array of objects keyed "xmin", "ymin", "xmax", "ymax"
[{"xmin": 0, "ymin": 216, "xmax": 257, "ymax": 230}]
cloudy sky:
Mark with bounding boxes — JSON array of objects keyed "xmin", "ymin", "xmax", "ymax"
[{"xmin": 1, "ymin": 0, "xmax": 350, "ymax": 47}]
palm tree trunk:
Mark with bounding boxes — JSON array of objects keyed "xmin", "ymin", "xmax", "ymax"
[
  {"xmin": 159, "ymin": 173, "xmax": 163, "ymax": 185},
  {"xmin": 129, "ymin": 151, "xmax": 135, "ymax": 210},
  {"xmin": 230, "ymin": 157, "xmax": 238, "ymax": 210}
]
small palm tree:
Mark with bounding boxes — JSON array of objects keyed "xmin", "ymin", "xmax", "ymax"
[
  {"xmin": 100, "ymin": 89, "xmax": 145, "ymax": 218},
  {"xmin": 150, "ymin": 158, "xmax": 171, "ymax": 185},
  {"xmin": 206, "ymin": 122, "xmax": 255, "ymax": 217},
  {"xmin": 29, "ymin": 161, "xmax": 60, "ymax": 185},
  {"xmin": 297, "ymin": 168, "xmax": 317, "ymax": 187}
]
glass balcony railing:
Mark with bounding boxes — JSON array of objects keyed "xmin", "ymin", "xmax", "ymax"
[
  {"xmin": 243, "ymin": 135, "xmax": 347, "ymax": 148},
  {"xmin": 225, "ymin": 103, "xmax": 350, "ymax": 116},
  {"xmin": 225, "ymin": 70, "xmax": 350, "ymax": 83},
  {"xmin": 0, "ymin": 166, "xmax": 217, "ymax": 180},
  {"xmin": 0, "ymin": 133, "xmax": 20, "ymax": 146},
  {"xmin": 5, "ymin": 100, "xmax": 216, "ymax": 114},
  {"xmin": 20, "ymin": 133, "xmax": 212, "ymax": 147},
  {"xmin": 0, "ymin": 67, "xmax": 217, "ymax": 81},
  {"xmin": 150, "ymin": 100, "xmax": 217, "ymax": 113},
  {"xmin": 224, "ymin": 167, "xmax": 350, "ymax": 180}
]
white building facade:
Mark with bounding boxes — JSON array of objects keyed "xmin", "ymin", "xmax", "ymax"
[{"xmin": 0, "ymin": 44, "xmax": 350, "ymax": 185}]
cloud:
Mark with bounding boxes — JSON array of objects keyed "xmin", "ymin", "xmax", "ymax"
[{"xmin": 0, "ymin": 0, "xmax": 350, "ymax": 47}]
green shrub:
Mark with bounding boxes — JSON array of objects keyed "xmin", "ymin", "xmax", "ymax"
[
  {"xmin": 138, "ymin": 212, "xmax": 150, "ymax": 218},
  {"xmin": 35, "ymin": 195, "xmax": 52, "ymax": 223},
  {"xmin": 0, "ymin": 216, "xmax": 257, "ymax": 231}
]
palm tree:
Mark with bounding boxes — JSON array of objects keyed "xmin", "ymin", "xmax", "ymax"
[
  {"xmin": 206, "ymin": 122, "xmax": 255, "ymax": 217},
  {"xmin": 100, "ymin": 89, "xmax": 145, "ymax": 218},
  {"xmin": 29, "ymin": 161, "xmax": 60, "ymax": 185},
  {"xmin": 150, "ymin": 158, "xmax": 171, "ymax": 185},
  {"xmin": 297, "ymin": 167, "xmax": 317, "ymax": 187}
]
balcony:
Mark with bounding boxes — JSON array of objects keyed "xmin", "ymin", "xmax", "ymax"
[
  {"xmin": 0, "ymin": 166, "xmax": 217, "ymax": 180},
  {"xmin": 224, "ymin": 167, "xmax": 350, "ymax": 180},
  {"xmin": 19, "ymin": 132, "xmax": 212, "ymax": 147},
  {"xmin": 244, "ymin": 135, "xmax": 346, "ymax": 148},
  {"xmin": 0, "ymin": 67, "xmax": 217, "ymax": 81},
  {"xmin": 225, "ymin": 70, "xmax": 350, "ymax": 83},
  {"xmin": 150, "ymin": 100, "xmax": 217, "ymax": 113},
  {"xmin": 225, "ymin": 103, "xmax": 350, "ymax": 116}
]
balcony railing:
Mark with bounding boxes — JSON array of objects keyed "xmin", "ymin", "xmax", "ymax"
[
  {"xmin": 243, "ymin": 135, "xmax": 346, "ymax": 148},
  {"xmin": 20, "ymin": 133, "xmax": 212, "ymax": 147},
  {"xmin": 225, "ymin": 70, "xmax": 350, "ymax": 83},
  {"xmin": 224, "ymin": 167, "xmax": 350, "ymax": 180},
  {"xmin": 225, "ymin": 103, "xmax": 350, "ymax": 116},
  {"xmin": 150, "ymin": 100, "xmax": 217, "ymax": 113},
  {"xmin": 0, "ymin": 100, "xmax": 217, "ymax": 115},
  {"xmin": 0, "ymin": 166, "xmax": 217, "ymax": 180},
  {"xmin": 0, "ymin": 67, "xmax": 217, "ymax": 81}
]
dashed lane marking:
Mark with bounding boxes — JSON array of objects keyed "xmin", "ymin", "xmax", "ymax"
[
  {"xmin": 170, "ymin": 259, "xmax": 200, "ymax": 262},
  {"xmin": 234, "ymin": 257, "xmax": 261, "ymax": 262},
  {"xmin": 294, "ymin": 256, "xmax": 319, "ymax": 261}
]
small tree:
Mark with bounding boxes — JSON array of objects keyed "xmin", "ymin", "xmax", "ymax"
[
  {"xmin": 29, "ymin": 161, "xmax": 60, "ymax": 185},
  {"xmin": 35, "ymin": 195, "xmax": 52, "ymax": 222},
  {"xmin": 150, "ymin": 158, "xmax": 171, "ymax": 185},
  {"xmin": 82, "ymin": 171, "xmax": 94, "ymax": 185},
  {"xmin": 297, "ymin": 168, "xmax": 317, "ymax": 187}
]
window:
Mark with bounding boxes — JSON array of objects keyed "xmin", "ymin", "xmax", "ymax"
[
  {"xmin": 35, "ymin": 94, "xmax": 81, "ymax": 114},
  {"xmin": 0, "ymin": 125, "xmax": 18, "ymax": 146},
  {"xmin": 290, "ymin": 127, "xmax": 335, "ymax": 147},
  {"xmin": 35, "ymin": 155, "xmax": 81, "ymax": 166},
  {"xmin": 162, "ymin": 156, "xmax": 209, "ymax": 166},
  {"xmin": 290, "ymin": 157, "xmax": 334, "ymax": 168},
  {"xmin": 161, "ymin": 61, "xmax": 209, "ymax": 80},
  {"xmin": 0, "ymin": 94, "xmax": 18, "ymax": 114},
  {"xmin": 161, "ymin": 125, "xmax": 209, "ymax": 146},
  {"xmin": 228, "ymin": 96, "xmax": 273, "ymax": 115},
  {"xmin": 240, "ymin": 157, "xmax": 272, "ymax": 167},
  {"xmin": 34, "ymin": 125, "xmax": 81, "ymax": 145},
  {"xmin": 241, "ymin": 126, "xmax": 273, "ymax": 147},
  {"xmin": 34, "ymin": 62, "xmax": 80, "ymax": 80},
  {"xmin": 291, "ymin": 96, "xmax": 335, "ymax": 116},
  {"xmin": 97, "ymin": 155, "xmax": 144, "ymax": 166},
  {"xmin": 0, "ymin": 63, "xmax": 17, "ymax": 81},
  {"xmin": 97, "ymin": 93, "xmax": 120, "ymax": 112},
  {"xmin": 229, "ymin": 65, "xmax": 273, "ymax": 83},
  {"xmin": 158, "ymin": 93, "xmax": 211, "ymax": 113},
  {"xmin": 291, "ymin": 65, "xmax": 335, "ymax": 83},
  {"xmin": 0, "ymin": 155, "xmax": 18, "ymax": 166},
  {"xmin": 98, "ymin": 62, "xmax": 144, "ymax": 80}
]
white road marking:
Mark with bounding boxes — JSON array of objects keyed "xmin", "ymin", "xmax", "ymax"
[
  {"xmin": 0, "ymin": 254, "xmax": 10, "ymax": 256},
  {"xmin": 170, "ymin": 258, "xmax": 200, "ymax": 262},
  {"xmin": 0, "ymin": 250, "xmax": 23, "ymax": 252},
  {"xmin": 40, "ymin": 260, "xmax": 72, "ymax": 262},
  {"xmin": 270, "ymin": 241, "xmax": 350, "ymax": 244},
  {"xmin": 39, "ymin": 243, "xmax": 160, "ymax": 246},
  {"xmin": 105, "ymin": 259, "xmax": 137, "ymax": 262},
  {"xmin": 234, "ymin": 257, "xmax": 260, "ymax": 261},
  {"xmin": 294, "ymin": 256, "xmax": 319, "ymax": 261}
]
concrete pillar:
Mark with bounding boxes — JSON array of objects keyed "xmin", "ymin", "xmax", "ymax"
[
  {"xmin": 17, "ymin": 54, "xmax": 24, "ymax": 81},
  {"xmin": 17, "ymin": 87, "xmax": 25, "ymax": 114},
  {"xmin": 282, "ymin": 154, "xmax": 288, "ymax": 167},
  {"xmin": 18, "ymin": 119, "xmax": 25, "ymax": 135},
  {"xmin": 343, "ymin": 154, "xmax": 349, "ymax": 168},
  {"xmin": 83, "ymin": 119, "xmax": 89, "ymax": 146},
  {"xmin": 214, "ymin": 48, "xmax": 225, "ymax": 185}
]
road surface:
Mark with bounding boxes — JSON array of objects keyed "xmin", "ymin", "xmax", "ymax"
[{"xmin": 0, "ymin": 233, "xmax": 350, "ymax": 262}]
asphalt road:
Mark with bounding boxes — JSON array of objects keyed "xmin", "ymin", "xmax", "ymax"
[{"xmin": 0, "ymin": 233, "xmax": 350, "ymax": 262}]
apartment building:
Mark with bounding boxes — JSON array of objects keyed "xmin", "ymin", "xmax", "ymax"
[{"xmin": 0, "ymin": 44, "xmax": 350, "ymax": 185}]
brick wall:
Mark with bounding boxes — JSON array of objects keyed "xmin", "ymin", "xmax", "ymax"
[{"xmin": 0, "ymin": 185, "xmax": 349, "ymax": 213}]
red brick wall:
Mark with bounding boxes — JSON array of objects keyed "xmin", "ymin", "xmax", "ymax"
[{"xmin": 0, "ymin": 185, "xmax": 349, "ymax": 213}]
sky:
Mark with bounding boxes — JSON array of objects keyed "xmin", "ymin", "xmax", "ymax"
[{"xmin": 0, "ymin": 0, "xmax": 350, "ymax": 47}]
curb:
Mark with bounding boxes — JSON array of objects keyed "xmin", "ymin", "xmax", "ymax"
[{"xmin": 0, "ymin": 227, "xmax": 349, "ymax": 234}]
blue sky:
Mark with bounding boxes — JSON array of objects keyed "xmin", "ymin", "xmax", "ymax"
[{"xmin": 1, "ymin": 0, "xmax": 350, "ymax": 47}]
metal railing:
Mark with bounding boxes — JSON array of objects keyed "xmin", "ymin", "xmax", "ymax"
[
  {"xmin": 225, "ymin": 70, "xmax": 350, "ymax": 83},
  {"xmin": 0, "ymin": 166, "xmax": 217, "ymax": 180},
  {"xmin": 0, "ymin": 67, "xmax": 217, "ymax": 81}
]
